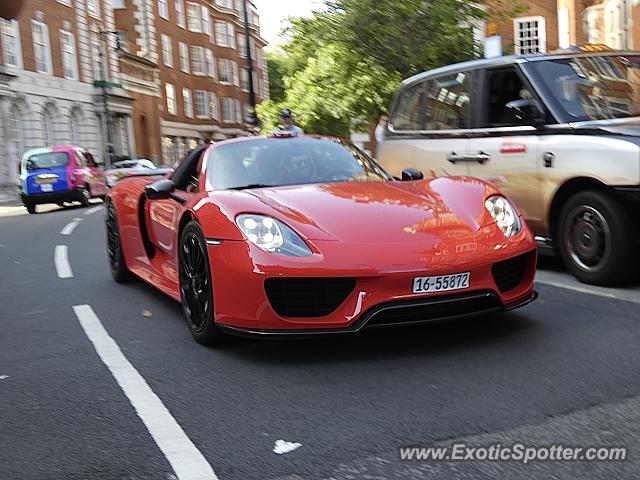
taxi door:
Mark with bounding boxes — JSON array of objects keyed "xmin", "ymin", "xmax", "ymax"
[{"xmin": 465, "ymin": 66, "xmax": 544, "ymax": 232}]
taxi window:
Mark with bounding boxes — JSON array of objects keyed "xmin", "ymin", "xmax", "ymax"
[
  {"xmin": 424, "ymin": 72, "xmax": 470, "ymax": 130},
  {"xmin": 482, "ymin": 67, "xmax": 533, "ymax": 127},
  {"xmin": 391, "ymin": 81, "xmax": 426, "ymax": 131}
]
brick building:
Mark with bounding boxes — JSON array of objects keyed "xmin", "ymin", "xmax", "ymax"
[
  {"xmin": 112, "ymin": 0, "xmax": 268, "ymax": 165},
  {"xmin": 0, "ymin": 0, "xmax": 268, "ymax": 191},
  {"xmin": 484, "ymin": 0, "xmax": 640, "ymax": 55}
]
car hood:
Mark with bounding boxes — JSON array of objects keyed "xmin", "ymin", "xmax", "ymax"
[{"xmin": 213, "ymin": 178, "xmax": 499, "ymax": 243}]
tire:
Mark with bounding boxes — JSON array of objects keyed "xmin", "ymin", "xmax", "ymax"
[
  {"xmin": 79, "ymin": 187, "xmax": 90, "ymax": 207},
  {"xmin": 105, "ymin": 202, "xmax": 133, "ymax": 283},
  {"xmin": 25, "ymin": 203, "xmax": 36, "ymax": 214},
  {"xmin": 179, "ymin": 221, "xmax": 224, "ymax": 344},
  {"xmin": 557, "ymin": 190, "xmax": 638, "ymax": 285}
]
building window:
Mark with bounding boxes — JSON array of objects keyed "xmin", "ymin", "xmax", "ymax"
[
  {"xmin": 57, "ymin": 0, "xmax": 72, "ymax": 5},
  {"xmin": 158, "ymin": 0, "xmax": 169, "ymax": 19},
  {"xmin": 514, "ymin": 16, "xmax": 546, "ymax": 54},
  {"xmin": 195, "ymin": 90, "xmax": 208, "ymax": 118},
  {"xmin": 42, "ymin": 106, "xmax": 56, "ymax": 145},
  {"xmin": 240, "ymin": 68, "xmax": 249, "ymax": 91},
  {"xmin": 60, "ymin": 31, "xmax": 78, "ymax": 80},
  {"xmin": 92, "ymin": 40, "xmax": 104, "ymax": 80},
  {"xmin": 1, "ymin": 20, "xmax": 22, "ymax": 68},
  {"xmin": 249, "ymin": 37, "xmax": 256, "ymax": 60},
  {"xmin": 191, "ymin": 45, "xmax": 204, "ymax": 74},
  {"xmin": 215, "ymin": 22, "xmax": 235, "ymax": 48},
  {"xmin": 87, "ymin": 0, "xmax": 100, "ymax": 18},
  {"xmin": 9, "ymin": 105, "xmax": 24, "ymax": 166},
  {"xmin": 69, "ymin": 108, "xmax": 83, "ymax": 145},
  {"xmin": 161, "ymin": 34, "xmax": 173, "ymax": 67},
  {"xmin": 209, "ymin": 92, "xmax": 218, "ymax": 119},
  {"xmin": 32, "ymin": 21, "xmax": 52, "ymax": 74},
  {"xmin": 166, "ymin": 83, "xmax": 177, "ymax": 115},
  {"xmin": 187, "ymin": 3, "xmax": 202, "ymax": 32},
  {"xmin": 112, "ymin": 0, "xmax": 125, "ymax": 8},
  {"xmin": 202, "ymin": 6, "xmax": 211, "ymax": 36},
  {"xmin": 205, "ymin": 48, "xmax": 215, "ymax": 78},
  {"xmin": 183, "ymin": 88, "xmax": 193, "ymax": 118},
  {"xmin": 176, "ymin": 0, "xmax": 185, "ymax": 28},
  {"xmin": 218, "ymin": 59, "xmax": 238, "ymax": 85},
  {"xmin": 179, "ymin": 42, "xmax": 189, "ymax": 72},
  {"xmin": 216, "ymin": 0, "xmax": 233, "ymax": 9},
  {"xmin": 222, "ymin": 97, "xmax": 235, "ymax": 123},
  {"xmin": 237, "ymin": 34, "xmax": 246, "ymax": 58}
]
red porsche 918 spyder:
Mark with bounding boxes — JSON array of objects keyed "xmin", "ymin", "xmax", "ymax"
[{"xmin": 105, "ymin": 135, "xmax": 537, "ymax": 344}]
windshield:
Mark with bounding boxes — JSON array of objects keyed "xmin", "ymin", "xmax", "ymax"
[
  {"xmin": 25, "ymin": 152, "xmax": 69, "ymax": 171},
  {"xmin": 529, "ymin": 55, "xmax": 640, "ymax": 122},
  {"xmin": 207, "ymin": 136, "xmax": 392, "ymax": 190}
]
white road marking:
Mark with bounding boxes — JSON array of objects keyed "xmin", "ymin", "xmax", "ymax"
[
  {"xmin": 273, "ymin": 440, "xmax": 302, "ymax": 455},
  {"xmin": 72, "ymin": 305, "xmax": 218, "ymax": 480},
  {"xmin": 60, "ymin": 218, "xmax": 83, "ymax": 235},
  {"xmin": 54, "ymin": 245, "xmax": 73, "ymax": 279},
  {"xmin": 0, "ymin": 375, "xmax": 9, "ymax": 380},
  {"xmin": 84, "ymin": 205, "xmax": 103, "ymax": 215},
  {"xmin": 536, "ymin": 270, "xmax": 640, "ymax": 304}
]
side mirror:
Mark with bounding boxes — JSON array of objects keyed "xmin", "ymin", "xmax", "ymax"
[
  {"xmin": 505, "ymin": 99, "xmax": 546, "ymax": 128},
  {"xmin": 401, "ymin": 168, "xmax": 424, "ymax": 181},
  {"xmin": 145, "ymin": 179, "xmax": 175, "ymax": 200}
]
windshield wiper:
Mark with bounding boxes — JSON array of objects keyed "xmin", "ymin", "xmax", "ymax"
[{"xmin": 228, "ymin": 184, "xmax": 273, "ymax": 190}]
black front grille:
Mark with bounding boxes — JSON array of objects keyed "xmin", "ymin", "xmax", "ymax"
[
  {"xmin": 265, "ymin": 277, "xmax": 356, "ymax": 318},
  {"xmin": 365, "ymin": 291, "xmax": 501, "ymax": 327},
  {"xmin": 492, "ymin": 252, "xmax": 532, "ymax": 292}
]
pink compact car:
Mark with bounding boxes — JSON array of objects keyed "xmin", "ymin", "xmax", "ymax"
[{"xmin": 18, "ymin": 146, "xmax": 108, "ymax": 214}]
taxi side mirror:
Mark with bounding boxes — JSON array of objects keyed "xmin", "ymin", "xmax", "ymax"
[{"xmin": 505, "ymin": 99, "xmax": 546, "ymax": 128}]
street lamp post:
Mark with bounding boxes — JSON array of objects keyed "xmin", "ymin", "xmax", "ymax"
[{"xmin": 242, "ymin": 0, "xmax": 259, "ymax": 128}]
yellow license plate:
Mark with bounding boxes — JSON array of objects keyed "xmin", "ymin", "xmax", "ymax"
[{"xmin": 36, "ymin": 176, "xmax": 58, "ymax": 184}]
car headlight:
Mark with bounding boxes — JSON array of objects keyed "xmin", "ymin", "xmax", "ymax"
[
  {"xmin": 484, "ymin": 195, "xmax": 522, "ymax": 237},
  {"xmin": 236, "ymin": 214, "xmax": 312, "ymax": 257}
]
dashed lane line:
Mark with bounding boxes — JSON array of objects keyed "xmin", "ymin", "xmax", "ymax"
[
  {"xmin": 84, "ymin": 205, "xmax": 104, "ymax": 215},
  {"xmin": 54, "ymin": 245, "xmax": 73, "ymax": 279},
  {"xmin": 60, "ymin": 218, "xmax": 83, "ymax": 236},
  {"xmin": 72, "ymin": 305, "xmax": 218, "ymax": 480}
]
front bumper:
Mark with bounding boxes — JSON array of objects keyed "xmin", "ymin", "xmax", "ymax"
[
  {"xmin": 207, "ymin": 225, "xmax": 538, "ymax": 334},
  {"xmin": 20, "ymin": 189, "xmax": 82, "ymax": 205}
]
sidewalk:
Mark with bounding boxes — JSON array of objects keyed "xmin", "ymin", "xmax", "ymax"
[{"xmin": 0, "ymin": 188, "xmax": 20, "ymax": 206}]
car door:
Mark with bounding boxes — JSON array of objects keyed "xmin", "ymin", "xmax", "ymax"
[
  {"xmin": 146, "ymin": 148, "xmax": 205, "ymax": 259},
  {"xmin": 83, "ymin": 151, "xmax": 108, "ymax": 196},
  {"xmin": 465, "ymin": 65, "xmax": 544, "ymax": 231},
  {"xmin": 381, "ymin": 71, "xmax": 474, "ymax": 179}
]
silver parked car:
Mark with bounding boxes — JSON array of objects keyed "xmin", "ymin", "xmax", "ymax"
[
  {"xmin": 104, "ymin": 159, "xmax": 171, "ymax": 187},
  {"xmin": 378, "ymin": 49, "xmax": 640, "ymax": 286}
]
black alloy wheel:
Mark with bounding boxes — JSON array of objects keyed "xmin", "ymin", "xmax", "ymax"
[
  {"xmin": 179, "ymin": 221, "xmax": 223, "ymax": 344},
  {"xmin": 106, "ymin": 202, "xmax": 133, "ymax": 283}
]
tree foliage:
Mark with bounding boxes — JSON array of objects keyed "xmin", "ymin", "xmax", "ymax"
[{"xmin": 258, "ymin": 0, "xmax": 520, "ymax": 135}]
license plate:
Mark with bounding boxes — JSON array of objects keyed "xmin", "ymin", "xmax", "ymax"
[
  {"xmin": 40, "ymin": 184, "xmax": 53, "ymax": 192},
  {"xmin": 412, "ymin": 272, "xmax": 470, "ymax": 294},
  {"xmin": 36, "ymin": 176, "xmax": 57, "ymax": 184}
]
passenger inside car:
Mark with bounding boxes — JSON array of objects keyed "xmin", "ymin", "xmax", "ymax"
[{"xmin": 487, "ymin": 69, "xmax": 532, "ymax": 126}]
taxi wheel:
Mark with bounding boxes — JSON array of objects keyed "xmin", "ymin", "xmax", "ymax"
[
  {"xmin": 179, "ymin": 221, "xmax": 224, "ymax": 345},
  {"xmin": 79, "ymin": 187, "xmax": 90, "ymax": 207},
  {"xmin": 26, "ymin": 203, "xmax": 36, "ymax": 214},
  {"xmin": 558, "ymin": 190, "xmax": 637, "ymax": 286},
  {"xmin": 105, "ymin": 202, "xmax": 133, "ymax": 283}
]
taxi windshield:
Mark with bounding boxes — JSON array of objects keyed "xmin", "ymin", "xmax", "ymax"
[
  {"xmin": 207, "ymin": 136, "xmax": 392, "ymax": 190},
  {"xmin": 529, "ymin": 55, "xmax": 640, "ymax": 122},
  {"xmin": 25, "ymin": 152, "xmax": 70, "ymax": 171}
]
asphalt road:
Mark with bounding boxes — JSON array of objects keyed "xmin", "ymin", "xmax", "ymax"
[{"xmin": 2, "ymin": 201, "xmax": 640, "ymax": 480}]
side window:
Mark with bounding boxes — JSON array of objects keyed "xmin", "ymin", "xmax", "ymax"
[
  {"xmin": 85, "ymin": 152, "xmax": 97, "ymax": 167},
  {"xmin": 425, "ymin": 72, "xmax": 470, "ymax": 130},
  {"xmin": 390, "ymin": 81, "xmax": 426, "ymax": 131},
  {"xmin": 75, "ymin": 151, "xmax": 86, "ymax": 167},
  {"xmin": 483, "ymin": 67, "xmax": 532, "ymax": 127}
]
